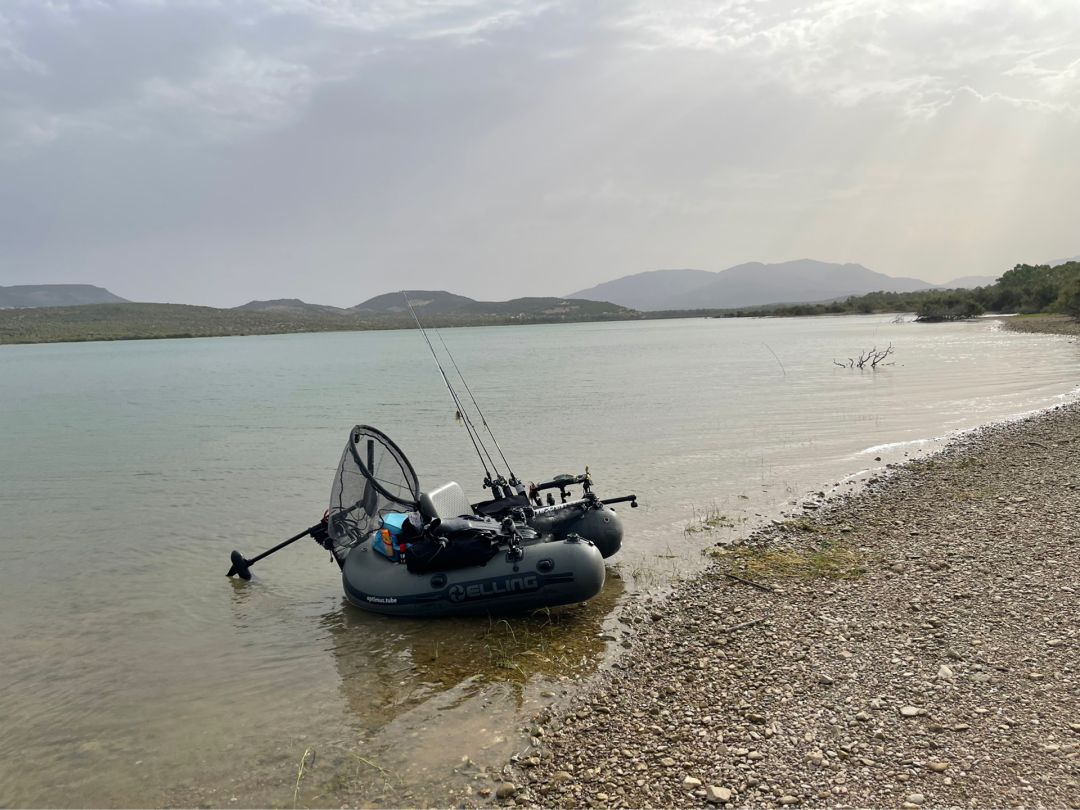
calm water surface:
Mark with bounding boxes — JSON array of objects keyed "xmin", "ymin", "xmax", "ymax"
[{"xmin": 1, "ymin": 316, "xmax": 1077, "ymax": 806}]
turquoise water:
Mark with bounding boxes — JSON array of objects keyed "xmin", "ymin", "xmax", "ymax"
[{"xmin": 0, "ymin": 317, "xmax": 1077, "ymax": 806}]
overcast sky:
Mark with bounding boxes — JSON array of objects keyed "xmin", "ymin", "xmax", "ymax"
[{"xmin": 2, "ymin": 1, "xmax": 1078, "ymax": 307}]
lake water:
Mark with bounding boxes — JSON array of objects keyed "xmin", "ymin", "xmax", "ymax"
[{"xmin": 1, "ymin": 316, "xmax": 1077, "ymax": 807}]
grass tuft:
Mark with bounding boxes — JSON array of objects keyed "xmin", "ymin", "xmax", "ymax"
[
  {"xmin": 684, "ymin": 506, "xmax": 735, "ymax": 534},
  {"xmin": 709, "ymin": 539, "xmax": 867, "ymax": 582}
]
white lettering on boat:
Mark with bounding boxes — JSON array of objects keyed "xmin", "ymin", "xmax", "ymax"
[{"xmin": 447, "ymin": 574, "xmax": 541, "ymax": 602}]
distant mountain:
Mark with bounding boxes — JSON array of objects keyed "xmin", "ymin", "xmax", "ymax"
[
  {"xmin": 941, "ymin": 275, "xmax": 998, "ymax": 289},
  {"xmin": 1050, "ymin": 256, "xmax": 1080, "ymax": 267},
  {"xmin": 568, "ymin": 269, "xmax": 716, "ymax": 312},
  {"xmin": 571, "ymin": 260, "xmax": 939, "ymax": 311},
  {"xmin": 235, "ymin": 298, "xmax": 350, "ymax": 316},
  {"xmin": 0, "ymin": 284, "xmax": 129, "ymax": 308}
]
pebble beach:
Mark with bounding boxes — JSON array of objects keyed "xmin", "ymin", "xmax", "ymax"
[{"xmin": 468, "ymin": 323, "xmax": 1080, "ymax": 809}]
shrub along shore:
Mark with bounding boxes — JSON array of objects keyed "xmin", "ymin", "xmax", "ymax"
[{"xmin": 470, "ymin": 321, "xmax": 1080, "ymax": 809}]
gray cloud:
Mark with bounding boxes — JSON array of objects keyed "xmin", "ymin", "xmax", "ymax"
[{"xmin": 1, "ymin": 0, "xmax": 1077, "ymax": 306}]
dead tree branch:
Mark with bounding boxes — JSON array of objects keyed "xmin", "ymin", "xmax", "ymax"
[
  {"xmin": 835, "ymin": 343, "xmax": 894, "ymax": 370},
  {"xmin": 724, "ymin": 572, "xmax": 777, "ymax": 593}
]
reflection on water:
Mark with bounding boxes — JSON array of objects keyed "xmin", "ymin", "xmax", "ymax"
[
  {"xmin": 255, "ymin": 573, "xmax": 625, "ymax": 807},
  {"xmin": 0, "ymin": 317, "xmax": 1077, "ymax": 807}
]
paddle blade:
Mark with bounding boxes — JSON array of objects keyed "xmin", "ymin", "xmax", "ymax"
[{"xmin": 227, "ymin": 550, "xmax": 252, "ymax": 581}]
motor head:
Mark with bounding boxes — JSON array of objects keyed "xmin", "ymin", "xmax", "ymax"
[{"xmin": 227, "ymin": 550, "xmax": 252, "ymax": 581}]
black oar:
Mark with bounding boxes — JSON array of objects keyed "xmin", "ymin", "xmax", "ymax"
[{"xmin": 226, "ymin": 522, "xmax": 326, "ymax": 581}]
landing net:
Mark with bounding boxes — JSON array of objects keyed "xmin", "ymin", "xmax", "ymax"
[{"xmin": 327, "ymin": 425, "xmax": 420, "ymax": 557}]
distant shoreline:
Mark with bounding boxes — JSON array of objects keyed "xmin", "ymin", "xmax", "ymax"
[
  {"xmin": 0, "ymin": 301, "xmax": 638, "ymax": 346},
  {"xmin": 1, "ymin": 302, "xmax": 1076, "ymax": 346},
  {"xmin": 999, "ymin": 313, "xmax": 1080, "ymax": 337}
]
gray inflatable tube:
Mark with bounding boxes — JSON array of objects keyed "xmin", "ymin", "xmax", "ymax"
[
  {"xmin": 342, "ymin": 535, "xmax": 606, "ymax": 617},
  {"xmin": 528, "ymin": 500, "xmax": 623, "ymax": 558}
]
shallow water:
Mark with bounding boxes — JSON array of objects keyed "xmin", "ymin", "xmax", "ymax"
[{"xmin": 0, "ymin": 316, "xmax": 1076, "ymax": 806}]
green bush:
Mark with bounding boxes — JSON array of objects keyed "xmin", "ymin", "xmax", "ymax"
[{"xmin": 1058, "ymin": 276, "xmax": 1080, "ymax": 318}]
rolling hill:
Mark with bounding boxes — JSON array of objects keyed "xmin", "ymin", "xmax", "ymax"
[
  {"xmin": 350, "ymin": 290, "xmax": 632, "ymax": 320},
  {"xmin": 0, "ymin": 293, "xmax": 636, "ymax": 345},
  {"xmin": 352, "ymin": 290, "xmax": 475, "ymax": 314},
  {"xmin": 0, "ymin": 284, "xmax": 129, "ymax": 308},
  {"xmin": 235, "ymin": 298, "xmax": 351, "ymax": 316}
]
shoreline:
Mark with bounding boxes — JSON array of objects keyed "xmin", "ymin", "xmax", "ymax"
[
  {"xmin": 1000, "ymin": 314, "xmax": 1080, "ymax": 338},
  {"xmin": 3, "ymin": 308, "xmax": 1075, "ymax": 347},
  {"xmin": 463, "ymin": 333, "xmax": 1080, "ymax": 807}
]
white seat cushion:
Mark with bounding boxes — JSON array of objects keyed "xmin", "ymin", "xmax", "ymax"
[{"xmin": 419, "ymin": 481, "xmax": 473, "ymax": 521}]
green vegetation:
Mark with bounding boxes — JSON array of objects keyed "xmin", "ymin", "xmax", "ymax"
[
  {"xmin": 0, "ymin": 299, "xmax": 633, "ymax": 345},
  {"xmin": 684, "ymin": 506, "xmax": 735, "ymax": 534},
  {"xmin": 708, "ymin": 539, "xmax": 868, "ymax": 581},
  {"xmin": 717, "ymin": 261, "xmax": 1080, "ymax": 322},
  {"xmin": 1060, "ymin": 276, "xmax": 1080, "ymax": 319}
]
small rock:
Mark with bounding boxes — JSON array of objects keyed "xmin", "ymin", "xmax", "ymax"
[
  {"xmin": 900, "ymin": 706, "xmax": 922, "ymax": 717},
  {"xmin": 660, "ymin": 757, "xmax": 676, "ymax": 767},
  {"xmin": 706, "ymin": 785, "xmax": 732, "ymax": 804},
  {"xmin": 1029, "ymin": 672, "xmax": 1046, "ymax": 681},
  {"xmin": 495, "ymin": 782, "xmax": 517, "ymax": 801},
  {"xmin": 936, "ymin": 665, "xmax": 955, "ymax": 680},
  {"xmin": 818, "ymin": 674, "xmax": 835, "ymax": 685},
  {"xmin": 552, "ymin": 771, "xmax": 573, "ymax": 783},
  {"xmin": 907, "ymin": 793, "xmax": 925, "ymax": 805},
  {"xmin": 778, "ymin": 796, "xmax": 799, "ymax": 805},
  {"xmin": 684, "ymin": 776, "xmax": 703, "ymax": 789},
  {"xmin": 928, "ymin": 761, "xmax": 948, "ymax": 772},
  {"xmin": 855, "ymin": 711, "xmax": 871, "ymax": 722}
]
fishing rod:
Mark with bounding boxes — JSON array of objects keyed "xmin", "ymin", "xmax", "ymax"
[
  {"xmin": 402, "ymin": 292, "xmax": 504, "ymax": 490},
  {"xmin": 432, "ymin": 326, "xmax": 519, "ymax": 486}
]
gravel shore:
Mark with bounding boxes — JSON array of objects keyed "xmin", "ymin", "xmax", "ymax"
[
  {"xmin": 1000, "ymin": 315, "xmax": 1080, "ymax": 337},
  {"xmin": 479, "ymin": 399, "xmax": 1080, "ymax": 809}
]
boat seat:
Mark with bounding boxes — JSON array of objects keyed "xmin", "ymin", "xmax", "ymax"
[{"xmin": 419, "ymin": 481, "xmax": 473, "ymax": 522}]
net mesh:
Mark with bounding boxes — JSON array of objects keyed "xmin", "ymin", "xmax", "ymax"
[{"xmin": 327, "ymin": 425, "xmax": 420, "ymax": 558}]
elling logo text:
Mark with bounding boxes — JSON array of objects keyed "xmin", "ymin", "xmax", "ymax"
[{"xmin": 447, "ymin": 574, "xmax": 541, "ymax": 603}]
